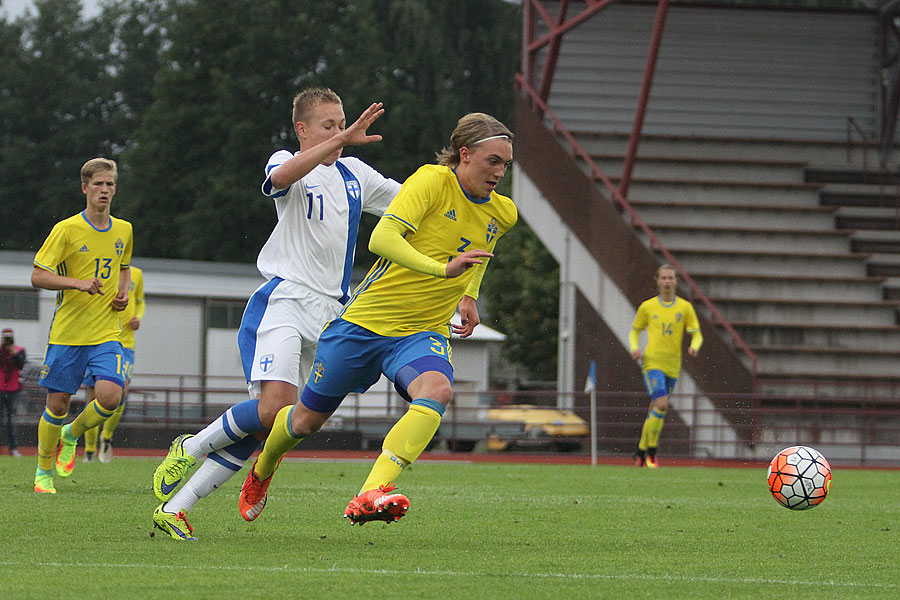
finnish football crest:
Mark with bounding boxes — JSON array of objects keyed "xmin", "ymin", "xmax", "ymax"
[
  {"xmin": 115, "ymin": 238, "xmax": 125, "ymax": 256},
  {"xmin": 259, "ymin": 354, "xmax": 275, "ymax": 373},
  {"xmin": 345, "ymin": 179, "xmax": 361, "ymax": 202},
  {"xmin": 486, "ymin": 218, "xmax": 499, "ymax": 243}
]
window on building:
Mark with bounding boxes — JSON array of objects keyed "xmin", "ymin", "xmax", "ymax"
[
  {"xmin": 0, "ymin": 288, "xmax": 39, "ymax": 320},
  {"xmin": 207, "ymin": 300, "xmax": 245, "ymax": 329}
]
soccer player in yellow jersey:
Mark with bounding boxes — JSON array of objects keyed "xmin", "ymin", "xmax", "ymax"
[
  {"xmin": 629, "ymin": 264, "xmax": 702, "ymax": 468},
  {"xmin": 83, "ymin": 265, "xmax": 144, "ymax": 463},
  {"xmin": 238, "ymin": 113, "xmax": 516, "ymax": 525},
  {"xmin": 31, "ymin": 158, "xmax": 133, "ymax": 493}
]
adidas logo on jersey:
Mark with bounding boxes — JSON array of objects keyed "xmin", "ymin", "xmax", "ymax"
[
  {"xmin": 443, "ymin": 209, "xmax": 457, "ymax": 221},
  {"xmin": 78, "ymin": 245, "xmax": 89, "ymax": 252}
]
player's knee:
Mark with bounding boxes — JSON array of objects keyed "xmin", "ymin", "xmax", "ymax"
[
  {"xmin": 652, "ymin": 396, "xmax": 669, "ymax": 413},
  {"xmin": 259, "ymin": 382, "xmax": 299, "ymax": 427},
  {"xmin": 288, "ymin": 409, "xmax": 324, "ymax": 437}
]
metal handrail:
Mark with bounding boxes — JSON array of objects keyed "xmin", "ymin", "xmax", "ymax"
[{"xmin": 515, "ymin": 74, "xmax": 759, "ymax": 388}]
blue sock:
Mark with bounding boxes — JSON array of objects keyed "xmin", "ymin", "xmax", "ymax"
[{"xmin": 184, "ymin": 398, "xmax": 264, "ymax": 456}]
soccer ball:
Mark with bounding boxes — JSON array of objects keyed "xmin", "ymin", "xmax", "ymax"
[{"xmin": 766, "ymin": 446, "xmax": 832, "ymax": 510}]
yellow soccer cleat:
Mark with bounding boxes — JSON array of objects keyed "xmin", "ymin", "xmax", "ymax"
[
  {"xmin": 153, "ymin": 504, "xmax": 197, "ymax": 541},
  {"xmin": 153, "ymin": 434, "xmax": 196, "ymax": 501},
  {"xmin": 34, "ymin": 470, "xmax": 56, "ymax": 494},
  {"xmin": 55, "ymin": 424, "xmax": 77, "ymax": 478}
]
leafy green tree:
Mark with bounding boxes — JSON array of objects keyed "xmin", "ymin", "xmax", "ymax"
[
  {"xmin": 0, "ymin": 0, "xmax": 121, "ymax": 250},
  {"xmin": 481, "ymin": 173, "xmax": 560, "ymax": 383}
]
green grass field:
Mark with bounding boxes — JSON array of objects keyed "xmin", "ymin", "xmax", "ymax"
[{"xmin": 1, "ymin": 455, "xmax": 897, "ymax": 599}]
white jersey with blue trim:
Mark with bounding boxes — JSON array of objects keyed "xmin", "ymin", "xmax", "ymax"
[{"xmin": 258, "ymin": 150, "xmax": 400, "ymax": 303}]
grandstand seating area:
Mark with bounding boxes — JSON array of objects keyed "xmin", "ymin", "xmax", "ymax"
[{"xmin": 573, "ymin": 132, "xmax": 900, "ymax": 398}]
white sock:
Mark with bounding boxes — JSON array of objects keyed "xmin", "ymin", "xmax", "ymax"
[{"xmin": 165, "ymin": 458, "xmax": 240, "ymax": 514}]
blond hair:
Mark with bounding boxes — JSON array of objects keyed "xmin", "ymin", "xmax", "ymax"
[
  {"xmin": 80, "ymin": 158, "xmax": 117, "ymax": 185},
  {"xmin": 291, "ymin": 87, "xmax": 342, "ymax": 139},
  {"xmin": 435, "ymin": 112, "xmax": 513, "ymax": 167}
]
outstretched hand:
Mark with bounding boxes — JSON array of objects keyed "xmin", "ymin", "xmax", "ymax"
[
  {"xmin": 445, "ymin": 249, "xmax": 493, "ymax": 279},
  {"xmin": 343, "ymin": 102, "xmax": 385, "ymax": 146}
]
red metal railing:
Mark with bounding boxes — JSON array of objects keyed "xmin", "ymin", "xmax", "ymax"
[{"xmin": 18, "ymin": 384, "xmax": 899, "ymax": 465}]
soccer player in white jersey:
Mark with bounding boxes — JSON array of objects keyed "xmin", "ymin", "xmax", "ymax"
[
  {"xmin": 151, "ymin": 88, "xmax": 401, "ymax": 540},
  {"xmin": 238, "ymin": 113, "xmax": 516, "ymax": 526}
]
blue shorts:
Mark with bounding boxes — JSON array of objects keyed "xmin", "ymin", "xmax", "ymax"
[
  {"xmin": 83, "ymin": 347, "xmax": 135, "ymax": 387},
  {"xmin": 301, "ymin": 319, "xmax": 454, "ymax": 413},
  {"xmin": 642, "ymin": 369, "xmax": 677, "ymax": 401},
  {"xmin": 41, "ymin": 341, "xmax": 126, "ymax": 395}
]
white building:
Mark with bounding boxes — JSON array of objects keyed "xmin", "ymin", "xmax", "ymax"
[{"xmin": 0, "ymin": 250, "xmax": 505, "ymax": 397}]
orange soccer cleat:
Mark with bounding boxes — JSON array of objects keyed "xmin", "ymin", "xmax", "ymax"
[
  {"xmin": 238, "ymin": 463, "xmax": 274, "ymax": 522},
  {"xmin": 343, "ymin": 483, "xmax": 409, "ymax": 526}
]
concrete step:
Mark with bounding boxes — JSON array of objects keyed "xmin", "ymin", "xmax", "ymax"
[
  {"xmin": 820, "ymin": 189, "xmax": 900, "ymax": 209},
  {"xmin": 692, "ymin": 273, "xmax": 885, "ymax": 303},
  {"xmin": 750, "ymin": 346, "xmax": 900, "ymax": 377},
  {"xmin": 727, "ymin": 321, "xmax": 900, "ymax": 351},
  {"xmin": 805, "ymin": 166, "xmax": 900, "ymax": 186},
  {"xmin": 868, "ymin": 253, "xmax": 900, "ymax": 277},
  {"xmin": 620, "ymin": 178, "xmax": 822, "ymax": 206},
  {"xmin": 706, "ymin": 296, "xmax": 899, "ymax": 326},
  {"xmin": 640, "ymin": 224, "xmax": 851, "ymax": 255},
  {"xmin": 657, "ymin": 247, "xmax": 869, "ymax": 278},
  {"xmin": 851, "ymin": 230, "xmax": 900, "ymax": 254},
  {"xmin": 628, "ymin": 199, "xmax": 838, "ymax": 230},
  {"xmin": 835, "ymin": 206, "xmax": 900, "ymax": 230},
  {"xmin": 588, "ymin": 154, "xmax": 807, "ymax": 184},
  {"xmin": 885, "ymin": 278, "xmax": 900, "ymax": 300},
  {"xmin": 571, "ymin": 131, "xmax": 885, "ymax": 166}
]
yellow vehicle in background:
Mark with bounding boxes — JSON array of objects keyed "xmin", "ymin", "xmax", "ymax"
[{"xmin": 484, "ymin": 404, "xmax": 589, "ymax": 452}]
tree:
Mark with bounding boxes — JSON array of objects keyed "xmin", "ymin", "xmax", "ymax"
[
  {"xmin": 480, "ymin": 171, "xmax": 560, "ymax": 383},
  {"xmin": 0, "ymin": 0, "xmax": 122, "ymax": 250}
]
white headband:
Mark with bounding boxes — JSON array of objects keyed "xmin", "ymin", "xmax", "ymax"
[{"xmin": 473, "ymin": 134, "xmax": 510, "ymax": 145}]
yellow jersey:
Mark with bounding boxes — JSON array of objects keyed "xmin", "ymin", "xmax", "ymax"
[
  {"xmin": 34, "ymin": 212, "xmax": 134, "ymax": 346},
  {"xmin": 342, "ymin": 164, "xmax": 517, "ymax": 337},
  {"xmin": 118, "ymin": 266, "xmax": 145, "ymax": 350},
  {"xmin": 630, "ymin": 295, "xmax": 701, "ymax": 378}
]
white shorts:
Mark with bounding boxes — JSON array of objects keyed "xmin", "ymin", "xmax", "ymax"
[{"xmin": 237, "ymin": 278, "xmax": 342, "ymax": 398}]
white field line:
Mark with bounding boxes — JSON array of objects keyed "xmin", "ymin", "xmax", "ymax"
[{"xmin": 0, "ymin": 561, "xmax": 894, "ymax": 589}]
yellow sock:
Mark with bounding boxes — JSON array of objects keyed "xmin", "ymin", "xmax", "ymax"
[
  {"xmin": 359, "ymin": 401, "xmax": 442, "ymax": 493},
  {"xmin": 69, "ymin": 400, "xmax": 115, "ymax": 440},
  {"xmin": 645, "ymin": 409, "xmax": 666, "ymax": 449},
  {"xmin": 37, "ymin": 408, "xmax": 66, "ymax": 472},
  {"xmin": 101, "ymin": 400, "xmax": 126, "ymax": 440},
  {"xmin": 84, "ymin": 425, "xmax": 99, "ymax": 453},
  {"xmin": 254, "ymin": 405, "xmax": 302, "ymax": 479}
]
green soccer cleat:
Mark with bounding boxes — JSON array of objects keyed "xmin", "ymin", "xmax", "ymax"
[
  {"xmin": 34, "ymin": 470, "xmax": 56, "ymax": 494},
  {"xmin": 153, "ymin": 503, "xmax": 197, "ymax": 541},
  {"xmin": 55, "ymin": 424, "xmax": 77, "ymax": 478},
  {"xmin": 153, "ymin": 434, "xmax": 196, "ymax": 501}
]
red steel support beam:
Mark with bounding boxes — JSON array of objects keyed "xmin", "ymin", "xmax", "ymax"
[{"xmin": 619, "ymin": 0, "xmax": 670, "ymax": 200}]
